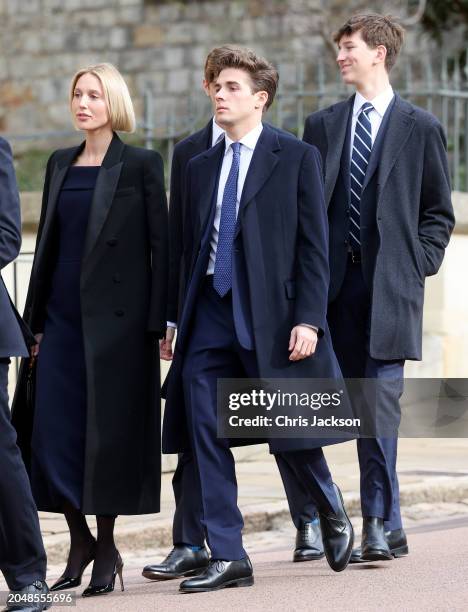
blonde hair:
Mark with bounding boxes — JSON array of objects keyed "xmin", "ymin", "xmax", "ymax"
[{"xmin": 70, "ymin": 63, "xmax": 136, "ymax": 132}]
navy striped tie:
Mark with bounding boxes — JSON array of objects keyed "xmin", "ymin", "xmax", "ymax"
[
  {"xmin": 349, "ymin": 102, "xmax": 373, "ymax": 251},
  {"xmin": 213, "ymin": 142, "xmax": 241, "ymax": 297}
]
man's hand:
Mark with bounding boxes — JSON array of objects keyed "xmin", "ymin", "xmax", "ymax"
[
  {"xmin": 288, "ymin": 325, "xmax": 318, "ymax": 361},
  {"xmin": 31, "ymin": 333, "xmax": 43, "ymax": 358},
  {"xmin": 159, "ymin": 327, "xmax": 176, "ymax": 361}
]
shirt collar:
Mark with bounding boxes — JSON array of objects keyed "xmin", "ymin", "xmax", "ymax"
[
  {"xmin": 353, "ymin": 86, "xmax": 394, "ymax": 118},
  {"xmin": 211, "ymin": 118, "xmax": 225, "ymax": 147},
  {"xmin": 224, "ymin": 122, "xmax": 263, "ymax": 155}
]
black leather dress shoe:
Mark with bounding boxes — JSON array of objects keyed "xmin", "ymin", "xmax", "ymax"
[
  {"xmin": 351, "ymin": 527, "xmax": 409, "ymax": 563},
  {"xmin": 361, "ymin": 517, "xmax": 393, "ymax": 561},
  {"xmin": 179, "ymin": 557, "xmax": 254, "ymax": 593},
  {"xmin": 142, "ymin": 545, "xmax": 209, "ymax": 580},
  {"xmin": 319, "ymin": 483, "xmax": 354, "ymax": 572},
  {"xmin": 6, "ymin": 580, "xmax": 51, "ymax": 611},
  {"xmin": 293, "ymin": 521, "xmax": 325, "ymax": 562}
]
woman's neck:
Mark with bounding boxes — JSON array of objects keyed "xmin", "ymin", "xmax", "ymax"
[{"xmin": 77, "ymin": 128, "xmax": 114, "ymax": 166}]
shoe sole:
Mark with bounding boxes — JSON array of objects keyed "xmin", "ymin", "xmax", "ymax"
[
  {"xmin": 392, "ymin": 545, "xmax": 409, "ymax": 558},
  {"xmin": 179, "ymin": 575, "xmax": 254, "ymax": 593},
  {"xmin": 360, "ymin": 548, "xmax": 393, "ymax": 562},
  {"xmin": 293, "ymin": 553, "xmax": 325, "ymax": 562},
  {"xmin": 142, "ymin": 566, "xmax": 208, "ymax": 581},
  {"xmin": 350, "ymin": 542, "xmax": 409, "ymax": 563},
  {"xmin": 322, "ymin": 486, "xmax": 354, "ymax": 573}
]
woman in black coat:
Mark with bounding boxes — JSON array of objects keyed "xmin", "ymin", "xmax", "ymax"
[{"xmin": 12, "ymin": 63, "xmax": 168, "ymax": 596}]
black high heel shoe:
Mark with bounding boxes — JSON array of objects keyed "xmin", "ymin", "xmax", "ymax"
[
  {"xmin": 82, "ymin": 552, "xmax": 124, "ymax": 597},
  {"xmin": 50, "ymin": 542, "xmax": 96, "ymax": 592}
]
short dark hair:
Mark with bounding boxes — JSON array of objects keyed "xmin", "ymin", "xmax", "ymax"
[
  {"xmin": 333, "ymin": 13, "xmax": 405, "ymax": 72},
  {"xmin": 205, "ymin": 45, "xmax": 279, "ymax": 110}
]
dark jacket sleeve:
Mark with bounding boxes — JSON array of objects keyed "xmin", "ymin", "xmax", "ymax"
[
  {"xmin": 167, "ymin": 146, "xmax": 183, "ymax": 323},
  {"xmin": 144, "ymin": 150, "xmax": 169, "ymax": 337},
  {"xmin": 0, "ymin": 137, "xmax": 21, "ymax": 270},
  {"xmin": 295, "ymin": 145, "xmax": 329, "ymax": 334},
  {"xmin": 418, "ymin": 120, "xmax": 455, "ymax": 276}
]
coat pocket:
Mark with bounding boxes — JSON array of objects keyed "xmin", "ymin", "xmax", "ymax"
[
  {"xmin": 284, "ymin": 280, "xmax": 296, "ymax": 299},
  {"xmin": 115, "ymin": 186, "xmax": 137, "ymax": 198}
]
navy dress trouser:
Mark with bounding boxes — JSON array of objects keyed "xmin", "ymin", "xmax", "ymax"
[
  {"xmin": 327, "ymin": 259, "xmax": 403, "ymax": 530},
  {"xmin": 181, "ymin": 279, "xmax": 339, "ymax": 560},
  {"xmin": 172, "ymin": 450, "xmax": 318, "ymax": 545},
  {"xmin": 0, "ymin": 360, "xmax": 47, "ymax": 590}
]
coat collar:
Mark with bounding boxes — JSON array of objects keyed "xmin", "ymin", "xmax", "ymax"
[
  {"xmin": 36, "ymin": 133, "xmax": 125, "ymax": 274},
  {"xmin": 195, "ymin": 123, "xmax": 281, "ymax": 232},
  {"xmin": 55, "ymin": 131, "xmax": 125, "ymax": 170},
  {"xmin": 322, "ymin": 94, "xmax": 417, "ymax": 202}
]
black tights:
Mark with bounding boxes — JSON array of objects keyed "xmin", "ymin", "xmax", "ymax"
[{"xmin": 62, "ymin": 501, "xmax": 118, "ymax": 585}]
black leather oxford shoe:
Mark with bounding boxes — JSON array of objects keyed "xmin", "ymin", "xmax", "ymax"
[
  {"xmin": 360, "ymin": 517, "xmax": 393, "ymax": 561},
  {"xmin": 293, "ymin": 521, "xmax": 325, "ymax": 562},
  {"xmin": 351, "ymin": 527, "xmax": 408, "ymax": 563},
  {"xmin": 6, "ymin": 580, "xmax": 51, "ymax": 611},
  {"xmin": 142, "ymin": 545, "xmax": 209, "ymax": 580},
  {"xmin": 319, "ymin": 483, "xmax": 354, "ymax": 572},
  {"xmin": 179, "ymin": 557, "xmax": 254, "ymax": 593}
]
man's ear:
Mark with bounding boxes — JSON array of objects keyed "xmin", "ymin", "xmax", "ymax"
[
  {"xmin": 254, "ymin": 90, "xmax": 268, "ymax": 110},
  {"xmin": 375, "ymin": 44, "xmax": 387, "ymax": 66},
  {"xmin": 202, "ymin": 79, "xmax": 210, "ymax": 97}
]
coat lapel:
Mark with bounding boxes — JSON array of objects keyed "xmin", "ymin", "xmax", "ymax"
[
  {"xmin": 376, "ymin": 95, "xmax": 416, "ymax": 199},
  {"xmin": 322, "ymin": 97, "xmax": 354, "ymax": 205},
  {"xmin": 197, "ymin": 139, "xmax": 225, "ymax": 232},
  {"xmin": 237, "ymin": 125, "xmax": 280, "ymax": 224},
  {"xmin": 82, "ymin": 133, "xmax": 125, "ymax": 263},
  {"xmin": 34, "ymin": 144, "xmax": 83, "ymax": 269}
]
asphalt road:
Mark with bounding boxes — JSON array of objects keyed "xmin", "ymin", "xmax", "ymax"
[{"xmin": 29, "ymin": 518, "xmax": 468, "ymax": 612}]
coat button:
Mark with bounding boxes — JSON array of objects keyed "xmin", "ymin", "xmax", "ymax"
[
  {"xmin": 344, "ymin": 239, "xmax": 349, "ymax": 245},
  {"xmin": 113, "ymin": 273, "xmax": 121, "ymax": 283},
  {"xmin": 107, "ymin": 238, "xmax": 118, "ymax": 246},
  {"xmin": 114, "ymin": 309, "xmax": 124, "ymax": 317}
]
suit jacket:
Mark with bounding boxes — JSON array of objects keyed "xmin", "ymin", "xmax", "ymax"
[
  {"xmin": 162, "ymin": 123, "xmax": 346, "ymax": 454},
  {"xmin": 303, "ymin": 94, "xmax": 455, "ymax": 360},
  {"xmin": 12, "ymin": 133, "xmax": 168, "ymax": 514},
  {"xmin": 0, "ymin": 137, "xmax": 32, "ymax": 358}
]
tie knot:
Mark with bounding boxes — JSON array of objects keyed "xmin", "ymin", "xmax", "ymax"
[
  {"xmin": 231, "ymin": 142, "xmax": 241, "ymax": 156},
  {"xmin": 361, "ymin": 102, "xmax": 373, "ymax": 116}
]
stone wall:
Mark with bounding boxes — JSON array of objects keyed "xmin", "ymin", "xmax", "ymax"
[{"xmin": 0, "ymin": 0, "xmax": 428, "ymax": 139}]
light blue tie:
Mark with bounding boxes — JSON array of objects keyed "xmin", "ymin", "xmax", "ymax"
[
  {"xmin": 349, "ymin": 102, "xmax": 373, "ymax": 251},
  {"xmin": 213, "ymin": 142, "xmax": 241, "ymax": 297}
]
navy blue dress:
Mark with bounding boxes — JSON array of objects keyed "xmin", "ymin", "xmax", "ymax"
[{"xmin": 31, "ymin": 166, "xmax": 99, "ymax": 512}]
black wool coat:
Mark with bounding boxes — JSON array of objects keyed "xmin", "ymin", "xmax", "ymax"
[{"xmin": 12, "ymin": 134, "xmax": 168, "ymax": 515}]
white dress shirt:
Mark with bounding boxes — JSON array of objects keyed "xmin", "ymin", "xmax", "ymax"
[
  {"xmin": 350, "ymin": 86, "xmax": 394, "ymax": 157},
  {"xmin": 207, "ymin": 122, "xmax": 263, "ymax": 275}
]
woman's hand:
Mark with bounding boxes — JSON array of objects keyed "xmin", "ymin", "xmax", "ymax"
[{"xmin": 31, "ymin": 333, "xmax": 43, "ymax": 358}]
